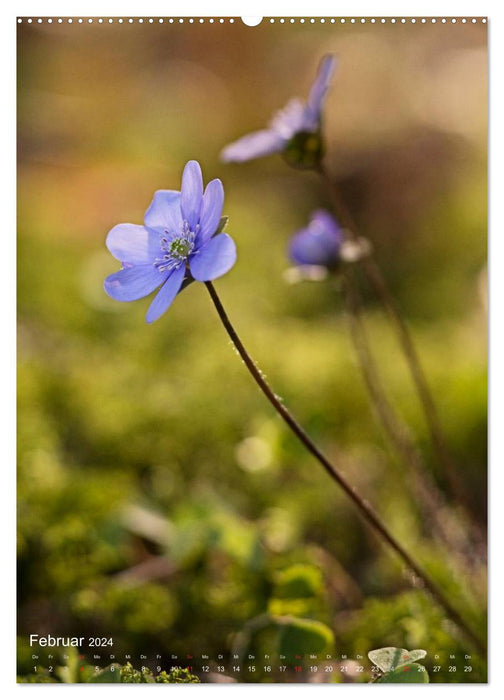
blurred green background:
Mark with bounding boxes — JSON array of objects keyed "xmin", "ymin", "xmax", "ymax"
[{"xmin": 17, "ymin": 18, "xmax": 487, "ymax": 683}]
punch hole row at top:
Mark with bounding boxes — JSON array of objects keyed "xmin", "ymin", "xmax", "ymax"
[{"xmin": 17, "ymin": 17, "xmax": 488, "ymax": 25}]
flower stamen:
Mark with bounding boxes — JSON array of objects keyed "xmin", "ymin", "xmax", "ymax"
[{"xmin": 154, "ymin": 221, "xmax": 199, "ymax": 272}]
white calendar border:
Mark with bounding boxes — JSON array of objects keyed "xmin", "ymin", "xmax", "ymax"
[{"xmin": 3, "ymin": 1, "xmax": 502, "ymax": 696}]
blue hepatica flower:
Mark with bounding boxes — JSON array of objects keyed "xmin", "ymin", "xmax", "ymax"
[
  {"xmin": 220, "ymin": 55, "xmax": 336, "ymax": 165},
  {"xmin": 104, "ymin": 160, "xmax": 237, "ymax": 323},
  {"xmin": 289, "ymin": 210, "xmax": 343, "ymax": 269}
]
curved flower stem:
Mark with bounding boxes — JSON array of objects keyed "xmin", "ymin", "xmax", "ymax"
[
  {"xmin": 205, "ymin": 281, "xmax": 486, "ymax": 656},
  {"xmin": 316, "ymin": 162, "xmax": 466, "ymax": 509}
]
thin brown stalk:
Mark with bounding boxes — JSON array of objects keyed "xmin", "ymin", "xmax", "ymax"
[
  {"xmin": 317, "ymin": 162, "xmax": 466, "ymax": 508},
  {"xmin": 205, "ymin": 281, "xmax": 486, "ymax": 656},
  {"xmin": 340, "ymin": 271, "xmax": 480, "ymax": 564}
]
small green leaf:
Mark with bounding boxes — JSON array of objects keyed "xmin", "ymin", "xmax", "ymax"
[
  {"xmin": 368, "ymin": 647, "xmax": 426, "ymax": 673},
  {"xmin": 277, "ymin": 617, "xmax": 334, "ymax": 658},
  {"xmin": 274, "ymin": 564, "xmax": 324, "ymax": 600},
  {"xmin": 377, "ymin": 662, "xmax": 429, "ymax": 683},
  {"xmin": 215, "ymin": 216, "xmax": 229, "ymax": 234}
]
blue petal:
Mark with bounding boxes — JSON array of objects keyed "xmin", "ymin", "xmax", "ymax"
[
  {"xmin": 220, "ymin": 129, "xmax": 286, "ymax": 163},
  {"xmin": 145, "ymin": 264, "xmax": 186, "ymax": 323},
  {"xmin": 189, "ymin": 233, "xmax": 237, "ymax": 281},
  {"xmin": 289, "ymin": 231, "xmax": 333, "ymax": 266},
  {"xmin": 144, "ymin": 190, "xmax": 183, "ymax": 234},
  {"xmin": 289, "ymin": 211, "xmax": 342, "ymax": 267},
  {"xmin": 198, "ymin": 178, "xmax": 224, "ymax": 245},
  {"xmin": 306, "ymin": 54, "xmax": 337, "ymax": 123},
  {"xmin": 106, "ymin": 224, "xmax": 159, "ymax": 264},
  {"xmin": 104, "ymin": 264, "xmax": 167, "ymax": 301},
  {"xmin": 180, "ymin": 160, "xmax": 203, "ymax": 230},
  {"xmin": 310, "ymin": 209, "xmax": 343, "ymax": 241}
]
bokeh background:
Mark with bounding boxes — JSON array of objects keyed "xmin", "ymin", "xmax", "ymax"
[{"xmin": 17, "ymin": 18, "xmax": 487, "ymax": 683}]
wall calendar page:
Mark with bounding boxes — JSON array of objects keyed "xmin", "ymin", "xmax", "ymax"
[{"xmin": 17, "ymin": 14, "xmax": 487, "ymax": 685}]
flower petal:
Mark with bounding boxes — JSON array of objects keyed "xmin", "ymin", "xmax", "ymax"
[
  {"xmin": 289, "ymin": 212, "xmax": 342, "ymax": 267},
  {"xmin": 104, "ymin": 264, "xmax": 167, "ymax": 302},
  {"xmin": 198, "ymin": 178, "xmax": 224, "ymax": 245},
  {"xmin": 144, "ymin": 190, "xmax": 183, "ymax": 234},
  {"xmin": 310, "ymin": 209, "xmax": 343, "ymax": 241},
  {"xmin": 180, "ymin": 160, "xmax": 203, "ymax": 229},
  {"xmin": 270, "ymin": 99, "xmax": 306, "ymax": 138},
  {"xmin": 306, "ymin": 54, "xmax": 336, "ymax": 123},
  {"xmin": 145, "ymin": 264, "xmax": 186, "ymax": 323},
  {"xmin": 189, "ymin": 233, "xmax": 237, "ymax": 281},
  {"xmin": 220, "ymin": 129, "xmax": 286, "ymax": 163},
  {"xmin": 289, "ymin": 231, "xmax": 334, "ymax": 266},
  {"xmin": 106, "ymin": 224, "xmax": 159, "ymax": 264}
]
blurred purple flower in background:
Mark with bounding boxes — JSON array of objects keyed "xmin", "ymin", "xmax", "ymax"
[
  {"xmin": 221, "ymin": 55, "xmax": 336, "ymax": 164},
  {"xmin": 104, "ymin": 160, "xmax": 236, "ymax": 323},
  {"xmin": 289, "ymin": 210, "xmax": 343, "ymax": 269}
]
